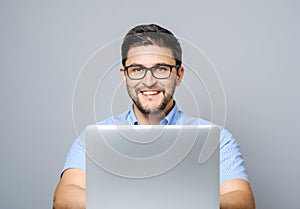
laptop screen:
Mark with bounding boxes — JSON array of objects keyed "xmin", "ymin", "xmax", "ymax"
[{"xmin": 86, "ymin": 125, "xmax": 220, "ymax": 209}]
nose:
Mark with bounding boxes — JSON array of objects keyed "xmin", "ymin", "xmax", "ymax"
[{"xmin": 142, "ymin": 69, "xmax": 157, "ymax": 87}]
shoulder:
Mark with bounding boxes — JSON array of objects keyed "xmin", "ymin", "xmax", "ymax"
[
  {"xmin": 97, "ymin": 111, "xmax": 130, "ymax": 125},
  {"xmin": 180, "ymin": 112, "xmax": 235, "ymax": 147}
]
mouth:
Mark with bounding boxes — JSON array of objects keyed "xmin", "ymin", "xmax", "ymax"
[{"xmin": 140, "ymin": 90, "xmax": 162, "ymax": 96}]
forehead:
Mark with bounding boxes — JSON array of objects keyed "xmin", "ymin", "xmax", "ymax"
[{"xmin": 126, "ymin": 45, "xmax": 175, "ymax": 66}]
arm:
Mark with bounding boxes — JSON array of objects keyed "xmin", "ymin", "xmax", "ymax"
[
  {"xmin": 220, "ymin": 178, "xmax": 255, "ymax": 209},
  {"xmin": 53, "ymin": 168, "xmax": 86, "ymax": 209}
]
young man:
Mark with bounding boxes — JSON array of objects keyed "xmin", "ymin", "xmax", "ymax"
[{"xmin": 53, "ymin": 24, "xmax": 255, "ymax": 209}]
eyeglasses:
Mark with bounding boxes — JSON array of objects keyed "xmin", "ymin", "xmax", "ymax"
[{"xmin": 123, "ymin": 64, "xmax": 180, "ymax": 80}]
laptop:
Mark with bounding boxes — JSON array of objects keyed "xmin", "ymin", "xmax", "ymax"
[{"xmin": 86, "ymin": 125, "xmax": 220, "ymax": 209}]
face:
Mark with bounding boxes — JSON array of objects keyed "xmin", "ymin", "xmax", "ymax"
[{"xmin": 121, "ymin": 45, "xmax": 184, "ymax": 115}]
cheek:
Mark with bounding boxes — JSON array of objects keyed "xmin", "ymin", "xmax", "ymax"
[
  {"xmin": 163, "ymin": 80, "xmax": 176, "ymax": 92},
  {"xmin": 126, "ymin": 80, "xmax": 139, "ymax": 91}
]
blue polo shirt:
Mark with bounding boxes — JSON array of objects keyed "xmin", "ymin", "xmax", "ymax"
[{"xmin": 63, "ymin": 104, "xmax": 249, "ymax": 184}]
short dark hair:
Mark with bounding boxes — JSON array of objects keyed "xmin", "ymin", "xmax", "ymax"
[{"xmin": 121, "ymin": 24, "xmax": 182, "ymax": 66}]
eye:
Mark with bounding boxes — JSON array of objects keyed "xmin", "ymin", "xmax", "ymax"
[
  {"xmin": 155, "ymin": 66, "xmax": 169, "ymax": 73},
  {"xmin": 129, "ymin": 66, "xmax": 144, "ymax": 73}
]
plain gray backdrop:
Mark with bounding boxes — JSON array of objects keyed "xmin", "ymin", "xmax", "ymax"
[{"xmin": 1, "ymin": 0, "xmax": 299, "ymax": 208}]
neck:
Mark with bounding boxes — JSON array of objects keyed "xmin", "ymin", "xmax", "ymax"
[{"xmin": 133, "ymin": 100, "xmax": 174, "ymax": 125}]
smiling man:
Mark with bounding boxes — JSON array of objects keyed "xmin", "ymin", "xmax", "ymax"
[
  {"xmin": 121, "ymin": 44, "xmax": 183, "ymax": 125},
  {"xmin": 53, "ymin": 24, "xmax": 255, "ymax": 209}
]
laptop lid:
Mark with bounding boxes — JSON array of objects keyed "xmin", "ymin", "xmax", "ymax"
[{"xmin": 86, "ymin": 125, "xmax": 220, "ymax": 209}]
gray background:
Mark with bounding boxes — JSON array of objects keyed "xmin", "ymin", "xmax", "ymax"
[{"xmin": 0, "ymin": 0, "xmax": 299, "ymax": 209}]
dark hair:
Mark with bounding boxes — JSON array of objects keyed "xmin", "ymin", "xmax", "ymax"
[{"xmin": 121, "ymin": 24, "xmax": 182, "ymax": 66}]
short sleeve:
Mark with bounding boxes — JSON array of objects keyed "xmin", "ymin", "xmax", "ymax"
[
  {"xmin": 62, "ymin": 132, "xmax": 86, "ymax": 173},
  {"xmin": 220, "ymin": 128, "xmax": 249, "ymax": 183}
]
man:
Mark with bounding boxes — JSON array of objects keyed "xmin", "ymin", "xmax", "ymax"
[{"xmin": 53, "ymin": 24, "xmax": 255, "ymax": 209}]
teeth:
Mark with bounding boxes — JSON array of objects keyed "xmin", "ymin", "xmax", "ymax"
[{"xmin": 142, "ymin": 91, "xmax": 159, "ymax": 95}]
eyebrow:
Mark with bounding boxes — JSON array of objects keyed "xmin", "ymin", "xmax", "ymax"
[{"xmin": 126, "ymin": 63, "xmax": 171, "ymax": 67}]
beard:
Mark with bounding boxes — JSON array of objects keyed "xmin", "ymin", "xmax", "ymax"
[
  {"xmin": 133, "ymin": 92, "xmax": 172, "ymax": 115},
  {"xmin": 126, "ymin": 82, "xmax": 176, "ymax": 116}
]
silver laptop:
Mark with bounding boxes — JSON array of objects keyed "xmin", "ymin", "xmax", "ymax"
[{"xmin": 86, "ymin": 125, "xmax": 220, "ymax": 209}]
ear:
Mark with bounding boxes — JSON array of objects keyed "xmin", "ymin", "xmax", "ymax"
[
  {"xmin": 120, "ymin": 67, "xmax": 126, "ymax": 81},
  {"xmin": 176, "ymin": 66, "xmax": 184, "ymax": 86}
]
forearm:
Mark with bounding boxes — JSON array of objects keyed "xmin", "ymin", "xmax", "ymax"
[
  {"xmin": 53, "ymin": 184, "xmax": 86, "ymax": 209},
  {"xmin": 220, "ymin": 190, "xmax": 255, "ymax": 209}
]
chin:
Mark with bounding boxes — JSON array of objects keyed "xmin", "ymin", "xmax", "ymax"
[{"xmin": 142, "ymin": 103, "xmax": 168, "ymax": 115}]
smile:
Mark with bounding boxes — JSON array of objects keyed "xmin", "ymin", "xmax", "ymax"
[{"xmin": 140, "ymin": 90, "xmax": 161, "ymax": 96}]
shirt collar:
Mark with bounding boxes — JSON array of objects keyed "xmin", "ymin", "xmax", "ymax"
[
  {"xmin": 126, "ymin": 102, "xmax": 180, "ymax": 125},
  {"xmin": 126, "ymin": 105, "xmax": 138, "ymax": 125}
]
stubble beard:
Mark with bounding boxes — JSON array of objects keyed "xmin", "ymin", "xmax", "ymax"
[
  {"xmin": 126, "ymin": 83, "xmax": 176, "ymax": 116},
  {"xmin": 133, "ymin": 93, "xmax": 172, "ymax": 116}
]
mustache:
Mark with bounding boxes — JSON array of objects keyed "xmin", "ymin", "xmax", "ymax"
[{"xmin": 135, "ymin": 85, "xmax": 165, "ymax": 93}]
